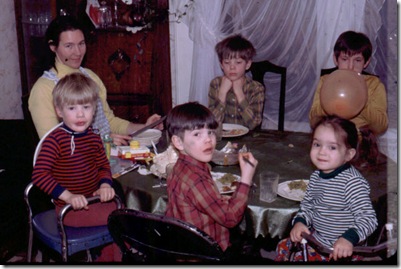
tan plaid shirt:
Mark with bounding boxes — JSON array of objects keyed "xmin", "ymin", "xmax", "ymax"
[{"xmin": 208, "ymin": 76, "xmax": 265, "ymax": 130}]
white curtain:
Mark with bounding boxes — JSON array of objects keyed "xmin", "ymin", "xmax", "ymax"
[{"xmin": 180, "ymin": 0, "xmax": 387, "ymax": 133}]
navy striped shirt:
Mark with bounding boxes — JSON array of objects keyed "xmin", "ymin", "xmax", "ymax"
[
  {"xmin": 32, "ymin": 124, "xmax": 113, "ymax": 207},
  {"xmin": 294, "ymin": 163, "xmax": 377, "ymax": 248}
]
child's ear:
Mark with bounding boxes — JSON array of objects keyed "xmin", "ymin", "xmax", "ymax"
[
  {"xmin": 171, "ymin": 135, "xmax": 184, "ymax": 151},
  {"xmin": 346, "ymin": 148, "xmax": 357, "ymax": 162},
  {"xmin": 363, "ymin": 58, "xmax": 371, "ymax": 69},
  {"xmin": 246, "ymin": 60, "xmax": 252, "ymax": 70},
  {"xmin": 55, "ymin": 106, "xmax": 63, "ymax": 118}
]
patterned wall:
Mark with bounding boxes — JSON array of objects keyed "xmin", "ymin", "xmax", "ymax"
[{"xmin": 0, "ymin": 2, "xmax": 23, "ymax": 119}]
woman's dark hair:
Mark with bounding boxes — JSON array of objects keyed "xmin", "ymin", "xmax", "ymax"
[
  {"xmin": 312, "ymin": 115, "xmax": 379, "ymax": 169},
  {"xmin": 166, "ymin": 102, "xmax": 218, "ymax": 139},
  {"xmin": 44, "ymin": 15, "xmax": 86, "ymax": 70},
  {"xmin": 333, "ymin": 31, "xmax": 372, "ymax": 63}
]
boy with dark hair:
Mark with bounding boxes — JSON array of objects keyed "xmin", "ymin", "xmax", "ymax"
[
  {"xmin": 208, "ymin": 34, "xmax": 265, "ymax": 130},
  {"xmin": 165, "ymin": 102, "xmax": 258, "ymax": 256},
  {"xmin": 309, "ymin": 30, "xmax": 388, "ymax": 136}
]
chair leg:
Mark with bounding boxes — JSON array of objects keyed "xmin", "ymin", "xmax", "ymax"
[
  {"xmin": 27, "ymin": 229, "xmax": 33, "ymax": 262},
  {"xmin": 300, "ymin": 238, "xmax": 308, "ymax": 262},
  {"xmin": 86, "ymin": 249, "xmax": 93, "ymax": 262}
]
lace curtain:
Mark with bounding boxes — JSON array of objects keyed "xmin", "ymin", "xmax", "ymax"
[{"xmin": 175, "ymin": 0, "xmax": 391, "ymax": 133}]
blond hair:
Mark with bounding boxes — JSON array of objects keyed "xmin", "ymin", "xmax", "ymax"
[{"xmin": 53, "ymin": 72, "xmax": 98, "ymax": 109}]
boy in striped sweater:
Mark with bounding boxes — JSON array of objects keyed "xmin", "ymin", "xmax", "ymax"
[
  {"xmin": 31, "ymin": 72, "xmax": 121, "ymax": 262},
  {"xmin": 275, "ymin": 116, "xmax": 377, "ymax": 262}
]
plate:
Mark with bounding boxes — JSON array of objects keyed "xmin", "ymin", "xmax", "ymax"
[
  {"xmin": 277, "ymin": 179, "xmax": 309, "ymax": 202},
  {"xmin": 221, "ymin": 123, "xmax": 249, "ymax": 138},
  {"xmin": 211, "ymin": 172, "xmax": 241, "ymax": 194},
  {"xmin": 131, "ymin": 129, "xmax": 162, "ymax": 147}
]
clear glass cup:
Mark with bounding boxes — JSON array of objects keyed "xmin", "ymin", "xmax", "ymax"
[{"xmin": 259, "ymin": 171, "xmax": 279, "ymax": 203}]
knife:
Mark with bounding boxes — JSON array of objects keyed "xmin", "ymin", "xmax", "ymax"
[{"xmin": 129, "ymin": 115, "xmax": 166, "ymax": 137}]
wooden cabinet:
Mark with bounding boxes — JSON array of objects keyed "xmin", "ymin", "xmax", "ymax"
[{"xmin": 14, "ymin": 0, "xmax": 172, "ymax": 124}]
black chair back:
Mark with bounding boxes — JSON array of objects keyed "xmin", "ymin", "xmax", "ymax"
[
  {"xmin": 108, "ymin": 208, "xmax": 225, "ymax": 264},
  {"xmin": 249, "ymin": 60, "xmax": 287, "ymax": 131}
]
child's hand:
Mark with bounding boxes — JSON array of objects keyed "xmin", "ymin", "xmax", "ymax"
[
  {"xmin": 218, "ymin": 76, "xmax": 233, "ymax": 100},
  {"xmin": 231, "ymin": 77, "xmax": 246, "ymax": 104},
  {"xmin": 290, "ymin": 222, "xmax": 310, "ymax": 243},
  {"xmin": 93, "ymin": 184, "xmax": 115, "ymax": 202},
  {"xmin": 59, "ymin": 190, "xmax": 88, "ymax": 210},
  {"xmin": 330, "ymin": 237, "xmax": 353, "ymax": 261},
  {"xmin": 238, "ymin": 152, "xmax": 258, "ymax": 186}
]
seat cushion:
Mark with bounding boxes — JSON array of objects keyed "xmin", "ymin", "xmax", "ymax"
[{"xmin": 33, "ymin": 210, "xmax": 113, "ymax": 256}]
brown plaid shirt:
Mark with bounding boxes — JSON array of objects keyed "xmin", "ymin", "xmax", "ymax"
[
  {"xmin": 165, "ymin": 153, "xmax": 250, "ymax": 251},
  {"xmin": 208, "ymin": 76, "xmax": 265, "ymax": 130}
]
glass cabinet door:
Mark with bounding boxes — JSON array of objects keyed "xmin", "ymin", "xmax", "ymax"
[{"xmin": 15, "ymin": 0, "xmax": 56, "ymax": 93}]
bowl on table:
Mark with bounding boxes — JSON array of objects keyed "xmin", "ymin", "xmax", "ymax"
[
  {"xmin": 131, "ymin": 129, "xmax": 162, "ymax": 147},
  {"xmin": 211, "ymin": 150, "xmax": 239, "ymax": 166}
]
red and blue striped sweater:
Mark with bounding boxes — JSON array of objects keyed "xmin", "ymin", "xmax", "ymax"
[{"xmin": 32, "ymin": 124, "xmax": 113, "ymax": 207}]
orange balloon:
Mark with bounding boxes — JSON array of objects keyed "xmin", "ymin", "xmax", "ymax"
[{"xmin": 320, "ymin": 69, "xmax": 368, "ymax": 119}]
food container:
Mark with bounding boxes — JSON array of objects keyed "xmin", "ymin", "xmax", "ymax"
[{"xmin": 211, "ymin": 150, "xmax": 239, "ymax": 166}]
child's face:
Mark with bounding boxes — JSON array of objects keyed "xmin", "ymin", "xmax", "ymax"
[
  {"xmin": 172, "ymin": 127, "xmax": 216, "ymax": 163},
  {"xmin": 310, "ymin": 125, "xmax": 355, "ymax": 174},
  {"xmin": 55, "ymin": 102, "xmax": 95, "ymax": 133},
  {"xmin": 334, "ymin": 51, "xmax": 370, "ymax": 73},
  {"xmin": 220, "ymin": 57, "xmax": 252, "ymax": 82}
]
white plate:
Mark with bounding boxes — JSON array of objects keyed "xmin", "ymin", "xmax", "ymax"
[
  {"xmin": 211, "ymin": 172, "xmax": 241, "ymax": 194},
  {"xmin": 131, "ymin": 129, "xmax": 162, "ymax": 147},
  {"xmin": 277, "ymin": 179, "xmax": 309, "ymax": 202},
  {"xmin": 221, "ymin": 123, "xmax": 249, "ymax": 138}
]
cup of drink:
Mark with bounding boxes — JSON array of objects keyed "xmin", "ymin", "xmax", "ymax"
[{"xmin": 259, "ymin": 171, "xmax": 279, "ymax": 203}]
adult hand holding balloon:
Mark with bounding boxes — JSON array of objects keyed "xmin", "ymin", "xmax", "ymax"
[{"xmin": 320, "ymin": 70, "xmax": 368, "ymax": 119}]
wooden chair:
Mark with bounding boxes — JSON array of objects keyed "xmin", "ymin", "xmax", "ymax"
[
  {"xmin": 249, "ymin": 60, "xmax": 287, "ymax": 131},
  {"xmin": 107, "ymin": 208, "xmax": 225, "ymax": 264}
]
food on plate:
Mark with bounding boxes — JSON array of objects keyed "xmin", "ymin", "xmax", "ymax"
[
  {"xmin": 218, "ymin": 173, "xmax": 238, "ymax": 185},
  {"xmin": 222, "ymin": 129, "xmax": 246, "ymax": 136},
  {"xmin": 221, "ymin": 185, "xmax": 233, "ymax": 192},
  {"xmin": 230, "ymin": 181, "xmax": 239, "ymax": 188},
  {"xmin": 288, "ymin": 180, "xmax": 308, "ymax": 192}
]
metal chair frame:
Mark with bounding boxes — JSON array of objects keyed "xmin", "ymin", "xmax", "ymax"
[
  {"xmin": 24, "ymin": 183, "xmax": 123, "ymax": 262},
  {"xmin": 296, "ymin": 228, "xmax": 397, "ymax": 262},
  {"xmin": 25, "ymin": 122, "xmax": 123, "ymax": 262}
]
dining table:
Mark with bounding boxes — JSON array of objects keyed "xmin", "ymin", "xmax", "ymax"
[{"xmin": 111, "ymin": 127, "xmax": 398, "ymax": 247}]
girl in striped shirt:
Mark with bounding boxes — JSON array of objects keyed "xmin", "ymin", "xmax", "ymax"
[{"xmin": 275, "ymin": 115, "xmax": 377, "ymax": 262}]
